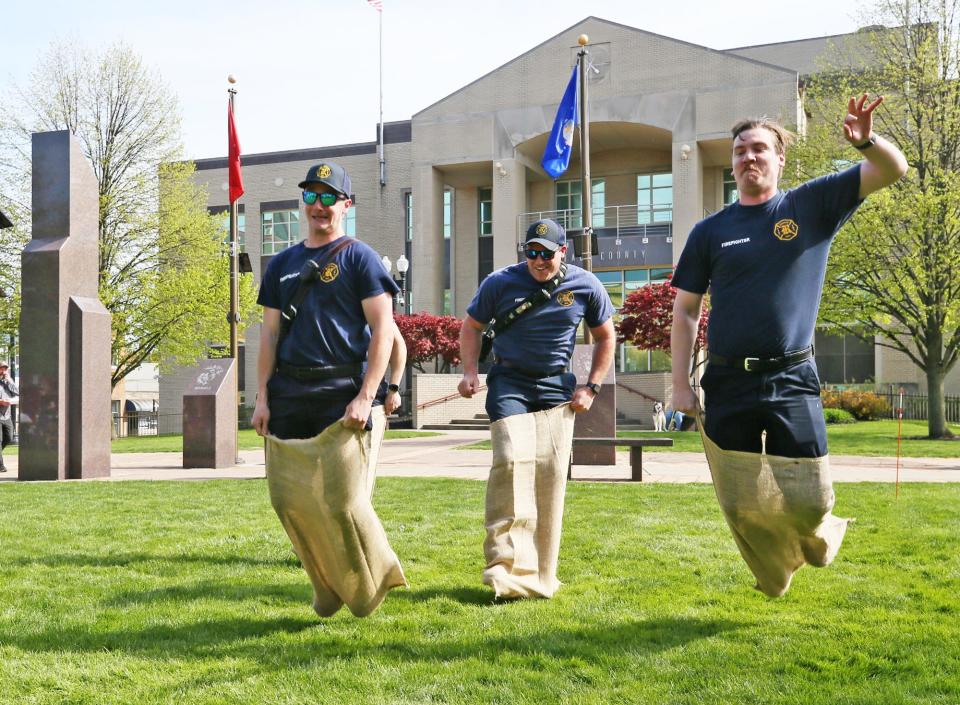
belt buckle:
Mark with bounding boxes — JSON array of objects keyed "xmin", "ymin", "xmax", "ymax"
[{"xmin": 744, "ymin": 357, "xmax": 759, "ymax": 372}]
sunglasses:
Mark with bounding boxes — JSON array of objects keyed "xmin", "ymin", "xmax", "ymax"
[
  {"xmin": 302, "ymin": 191, "xmax": 345, "ymax": 207},
  {"xmin": 524, "ymin": 248, "xmax": 557, "ymax": 260}
]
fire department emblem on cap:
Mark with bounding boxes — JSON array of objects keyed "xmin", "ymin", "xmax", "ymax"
[
  {"xmin": 556, "ymin": 290, "xmax": 575, "ymax": 307},
  {"xmin": 318, "ymin": 164, "xmax": 332, "ymax": 178},
  {"xmin": 773, "ymin": 218, "xmax": 799, "ymax": 241},
  {"xmin": 320, "ymin": 262, "xmax": 340, "ymax": 283},
  {"xmin": 536, "ymin": 223, "xmax": 549, "ymax": 236}
]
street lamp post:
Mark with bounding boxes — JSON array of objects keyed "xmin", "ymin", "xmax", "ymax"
[{"xmin": 382, "ymin": 254, "xmax": 410, "ymax": 313}]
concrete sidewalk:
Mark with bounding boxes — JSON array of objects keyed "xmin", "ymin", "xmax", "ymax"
[{"xmin": 1, "ymin": 430, "xmax": 957, "ymax": 483}]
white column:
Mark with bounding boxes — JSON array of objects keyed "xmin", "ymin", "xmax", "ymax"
[
  {"xmin": 412, "ymin": 165, "xmax": 445, "ymax": 312},
  {"xmin": 491, "ymin": 158, "xmax": 527, "ymax": 270}
]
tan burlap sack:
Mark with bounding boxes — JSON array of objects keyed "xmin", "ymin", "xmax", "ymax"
[
  {"xmin": 698, "ymin": 415, "xmax": 851, "ymax": 597},
  {"xmin": 483, "ymin": 404, "xmax": 575, "ymax": 599},
  {"xmin": 265, "ymin": 406, "xmax": 407, "ymax": 617}
]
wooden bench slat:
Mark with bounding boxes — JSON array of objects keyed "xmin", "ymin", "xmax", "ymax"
[{"xmin": 569, "ymin": 436, "xmax": 674, "ymax": 481}]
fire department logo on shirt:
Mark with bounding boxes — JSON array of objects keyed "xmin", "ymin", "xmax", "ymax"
[
  {"xmin": 556, "ymin": 290, "xmax": 575, "ymax": 307},
  {"xmin": 536, "ymin": 223, "xmax": 549, "ymax": 236},
  {"xmin": 320, "ymin": 262, "xmax": 340, "ymax": 283},
  {"xmin": 773, "ymin": 218, "xmax": 799, "ymax": 241},
  {"xmin": 318, "ymin": 164, "xmax": 332, "ymax": 178}
]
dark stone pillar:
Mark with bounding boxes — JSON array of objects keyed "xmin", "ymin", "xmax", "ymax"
[
  {"xmin": 19, "ymin": 131, "xmax": 111, "ymax": 481},
  {"xmin": 183, "ymin": 359, "xmax": 238, "ymax": 468},
  {"xmin": 571, "ymin": 343, "xmax": 617, "ymax": 464}
]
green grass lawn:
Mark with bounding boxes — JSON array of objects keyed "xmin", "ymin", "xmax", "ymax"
[
  {"xmin": 459, "ymin": 419, "xmax": 960, "ymax": 458},
  {"xmin": 0, "ymin": 479, "xmax": 957, "ymax": 704}
]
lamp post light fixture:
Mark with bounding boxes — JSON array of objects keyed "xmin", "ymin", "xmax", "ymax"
[{"xmin": 395, "ymin": 254, "xmax": 409, "ymax": 314}]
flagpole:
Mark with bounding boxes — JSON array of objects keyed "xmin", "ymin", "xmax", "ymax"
[
  {"xmin": 378, "ymin": 6, "xmax": 385, "ymax": 186},
  {"xmin": 577, "ymin": 34, "xmax": 593, "ymax": 344},
  {"xmin": 228, "ymin": 80, "xmax": 240, "ymax": 363},
  {"xmin": 228, "ymin": 76, "xmax": 241, "ymax": 464}
]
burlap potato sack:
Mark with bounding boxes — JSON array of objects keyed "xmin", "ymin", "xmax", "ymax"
[
  {"xmin": 265, "ymin": 407, "xmax": 407, "ymax": 617},
  {"xmin": 699, "ymin": 416, "xmax": 851, "ymax": 597},
  {"xmin": 483, "ymin": 404, "xmax": 575, "ymax": 599}
]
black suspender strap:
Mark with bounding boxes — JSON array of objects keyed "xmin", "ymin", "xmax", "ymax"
[
  {"xmin": 479, "ymin": 263, "xmax": 568, "ymax": 363},
  {"xmin": 277, "ymin": 238, "xmax": 356, "ymax": 353}
]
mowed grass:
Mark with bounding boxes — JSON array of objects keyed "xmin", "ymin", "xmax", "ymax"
[
  {"xmin": 459, "ymin": 419, "xmax": 960, "ymax": 457},
  {"xmin": 1, "ymin": 478, "xmax": 958, "ymax": 704}
]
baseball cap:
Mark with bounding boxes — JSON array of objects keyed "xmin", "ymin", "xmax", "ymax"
[
  {"xmin": 0, "ymin": 362, "xmax": 8, "ymax": 368},
  {"xmin": 298, "ymin": 161, "xmax": 352, "ymax": 199},
  {"xmin": 524, "ymin": 219, "xmax": 566, "ymax": 252}
]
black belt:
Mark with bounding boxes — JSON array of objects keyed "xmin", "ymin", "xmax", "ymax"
[
  {"xmin": 276, "ymin": 362, "xmax": 363, "ymax": 381},
  {"xmin": 709, "ymin": 346, "xmax": 813, "ymax": 373},
  {"xmin": 494, "ymin": 357, "xmax": 566, "ymax": 378}
]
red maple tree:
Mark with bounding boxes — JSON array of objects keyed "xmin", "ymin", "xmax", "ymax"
[
  {"xmin": 616, "ymin": 279, "xmax": 708, "ymax": 364},
  {"xmin": 395, "ymin": 312, "xmax": 463, "ymax": 373}
]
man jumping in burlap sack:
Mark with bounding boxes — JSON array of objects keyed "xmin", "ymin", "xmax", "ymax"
[
  {"xmin": 671, "ymin": 96, "xmax": 908, "ymax": 596},
  {"xmin": 252, "ymin": 161, "xmax": 408, "ymax": 617},
  {"xmin": 458, "ymin": 219, "xmax": 615, "ymax": 599}
]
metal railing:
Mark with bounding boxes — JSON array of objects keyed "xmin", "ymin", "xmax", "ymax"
[
  {"xmin": 112, "ymin": 412, "xmax": 184, "ymax": 438},
  {"xmin": 877, "ymin": 392, "xmax": 960, "ymax": 423},
  {"xmin": 517, "ymin": 205, "xmax": 673, "ymax": 249}
]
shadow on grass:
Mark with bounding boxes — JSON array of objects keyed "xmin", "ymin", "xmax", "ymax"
[
  {"xmin": 5, "ymin": 550, "xmax": 292, "ymax": 569},
  {"xmin": 392, "ymin": 585, "xmax": 493, "ymax": 606},
  {"xmin": 0, "ymin": 612, "xmax": 744, "ymax": 665}
]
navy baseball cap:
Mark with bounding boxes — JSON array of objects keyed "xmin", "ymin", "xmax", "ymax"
[
  {"xmin": 524, "ymin": 219, "xmax": 566, "ymax": 251},
  {"xmin": 298, "ymin": 161, "xmax": 352, "ymax": 198}
]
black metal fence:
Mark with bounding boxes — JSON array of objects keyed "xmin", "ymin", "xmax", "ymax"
[
  {"xmin": 113, "ymin": 412, "xmax": 184, "ymax": 438},
  {"xmin": 876, "ymin": 392, "xmax": 960, "ymax": 423}
]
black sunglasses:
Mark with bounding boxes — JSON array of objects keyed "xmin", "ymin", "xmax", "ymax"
[
  {"xmin": 302, "ymin": 191, "xmax": 345, "ymax": 206},
  {"xmin": 525, "ymin": 248, "xmax": 557, "ymax": 261}
]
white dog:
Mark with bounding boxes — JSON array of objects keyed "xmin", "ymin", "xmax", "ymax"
[{"xmin": 652, "ymin": 401, "xmax": 666, "ymax": 432}]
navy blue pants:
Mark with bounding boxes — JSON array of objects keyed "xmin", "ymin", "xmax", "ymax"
[
  {"xmin": 267, "ymin": 373, "xmax": 384, "ymax": 440},
  {"xmin": 700, "ymin": 359, "xmax": 827, "ymax": 458},
  {"xmin": 485, "ymin": 364, "xmax": 576, "ymax": 422}
]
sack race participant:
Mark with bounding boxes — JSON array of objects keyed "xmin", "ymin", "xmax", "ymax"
[
  {"xmin": 671, "ymin": 99, "xmax": 907, "ymax": 595},
  {"xmin": 458, "ymin": 219, "xmax": 615, "ymax": 598},
  {"xmin": 252, "ymin": 161, "xmax": 408, "ymax": 616}
]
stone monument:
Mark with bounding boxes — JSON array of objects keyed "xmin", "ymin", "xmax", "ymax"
[
  {"xmin": 19, "ymin": 131, "xmax": 112, "ymax": 480},
  {"xmin": 570, "ymin": 343, "xmax": 616, "ymax": 464},
  {"xmin": 182, "ymin": 358, "xmax": 238, "ymax": 468}
]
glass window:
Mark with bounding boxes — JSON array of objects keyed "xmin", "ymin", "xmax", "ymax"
[
  {"xmin": 637, "ymin": 173, "xmax": 673, "ymax": 224},
  {"xmin": 443, "ymin": 289, "xmax": 451, "ymax": 315},
  {"xmin": 723, "ymin": 168, "xmax": 738, "ymax": 206},
  {"xmin": 219, "ymin": 212, "xmax": 246, "ymax": 252},
  {"xmin": 344, "ymin": 206, "xmax": 357, "ymax": 237},
  {"xmin": 261, "ymin": 209, "xmax": 300, "ymax": 255},
  {"xmin": 625, "ymin": 269, "xmax": 649, "ymax": 292},
  {"xmin": 443, "ymin": 190, "xmax": 452, "ymax": 239},
  {"xmin": 479, "ymin": 187, "xmax": 492, "ymax": 236},
  {"xmin": 595, "ymin": 270, "xmax": 623, "ymax": 309},
  {"xmin": 650, "ymin": 268, "xmax": 673, "ymax": 284},
  {"xmin": 555, "ymin": 179, "xmax": 605, "ymax": 229},
  {"xmin": 404, "ymin": 191, "xmax": 413, "ymax": 242}
]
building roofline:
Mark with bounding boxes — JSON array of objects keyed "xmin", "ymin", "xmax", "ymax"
[
  {"xmin": 413, "ymin": 16, "xmax": 798, "ymax": 117},
  {"xmin": 192, "ymin": 120, "xmax": 411, "ymax": 170}
]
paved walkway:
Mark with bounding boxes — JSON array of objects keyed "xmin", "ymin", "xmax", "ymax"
[{"xmin": 1, "ymin": 430, "xmax": 957, "ymax": 483}]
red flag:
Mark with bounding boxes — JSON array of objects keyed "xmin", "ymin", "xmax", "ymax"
[
  {"xmin": 228, "ymin": 100, "xmax": 244, "ymax": 203},
  {"xmin": 367, "ymin": 0, "xmax": 382, "ymax": 11}
]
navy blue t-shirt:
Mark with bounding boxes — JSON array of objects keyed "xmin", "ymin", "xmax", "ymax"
[
  {"xmin": 257, "ymin": 237, "xmax": 399, "ymax": 367},
  {"xmin": 467, "ymin": 262, "xmax": 614, "ymax": 370},
  {"xmin": 672, "ymin": 166, "xmax": 862, "ymax": 358}
]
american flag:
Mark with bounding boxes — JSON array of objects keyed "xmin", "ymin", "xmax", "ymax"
[{"xmin": 367, "ymin": 0, "xmax": 382, "ymax": 11}]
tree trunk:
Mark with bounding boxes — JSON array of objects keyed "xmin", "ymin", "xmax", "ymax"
[{"xmin": 925, "ymin": 325, "xmax": 950, "ymax": 438}]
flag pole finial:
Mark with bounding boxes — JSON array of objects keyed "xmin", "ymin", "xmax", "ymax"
[
  {"xmin": 578, "ymin": 34, "xmax": 589, "ymax": 46},
  {"xmin": 227, "ymin": 74, "xmax": 237, "ymax": 84}
]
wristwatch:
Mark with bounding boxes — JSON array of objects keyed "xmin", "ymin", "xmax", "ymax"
[
  {"xmin": 387, "ymin": 383, "xmax": 400, "ymax": 393},
  {"xmin": 853, "ymin": 134, "xmax": 877, "ymax": 151},
  {"xmin": 583, "ymin": 382, "xmax": 601, "ymax": 396}
]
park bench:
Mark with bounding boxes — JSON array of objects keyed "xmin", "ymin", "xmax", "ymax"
[{"xmin": 568, "ymin": 437, "xmax": 674, "ymax": 482}]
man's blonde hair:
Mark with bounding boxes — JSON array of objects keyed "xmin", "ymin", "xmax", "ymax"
[{"xmin": 731, "ymin": 118, "xmax": 795, "ymax": 155}]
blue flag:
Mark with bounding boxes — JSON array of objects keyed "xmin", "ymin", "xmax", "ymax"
[{"xmin": 541, "ymin": 65, "xmax": 579, "ymax": 179}]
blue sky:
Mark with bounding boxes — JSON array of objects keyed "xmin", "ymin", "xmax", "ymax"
[{"xmin": 1, "ymin": 0, "xmax": 868, "ymax": 160}]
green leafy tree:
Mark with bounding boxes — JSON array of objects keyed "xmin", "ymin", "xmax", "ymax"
[
  {"xmin": 0, "ymin": 40, "xmax": 258, "ymax": 387},
  {"xmin": 787, "ymin": 0, "xmax": 960, "ymax": 438}
]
